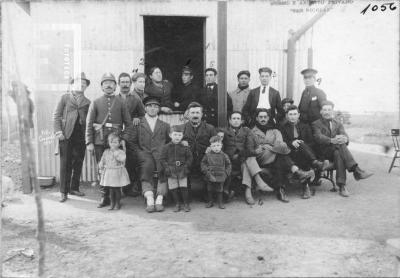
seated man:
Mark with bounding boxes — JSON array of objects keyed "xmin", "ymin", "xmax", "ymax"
[
  {"xmin": 219, "ymin": 111, "xmax": 274, "ymax": 205},
  {"xmin": 312, "ymin": 100, "xmax": 373, "ymax": 197},
  {"xmin": 252, "ymin": 108, "xmax": 315, "ymax": 203},
  {"xmin": 280, "ymin": 105, "xmax": 329, "ymax": 198}
]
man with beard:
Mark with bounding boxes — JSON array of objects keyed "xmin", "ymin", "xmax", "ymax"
[
  {"xmin": 172, "ymin": 66, "xmax": 201, "ymax": 112},
  {"xmin": 117, "ymin": 72, "xmax": 145, "ymax": 197},
  {"xmin": 280, "ymin": 105, "xmax": 329, "ymax": 199},
  {"xmin": 86, "ymin": 72, "xmax": 132, "ymax": 208},
  {"xmin": 123, "ymin": 96, "xmax": 170, "ymax": 212},
  {"xmin": 298, "ymin": 68, "xmax": 327, "ymax": 125},
  {"xmin": 180, "ymin": 102, "xmax": 217, "ymax": 199},
  {"xmin": 252, "ymin": 108, "xmax": 314, "ymax": 202},
  {"xmin": 219, "ymin": 111, "xmax": 274, "ymax": 205},
  {"xmin": 227, "ymin": 70, "xmax": 251, "ymax": 113},
  {"xmin": 54, "ymin": 72, "xmax": 91, "ymax": 202},
  {"xmin": 312, "ymin": 101, "xmax": 373, "ymax": 197}
]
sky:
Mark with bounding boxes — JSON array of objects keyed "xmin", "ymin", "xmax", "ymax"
[{"xmin": 312, "ymin": 1, "xmax": 399, "ymax": 114}]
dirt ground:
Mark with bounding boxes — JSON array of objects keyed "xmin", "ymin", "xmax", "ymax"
[{"xmin": 2, "ymin": 142, "xmax": 400, "ymax": 277}]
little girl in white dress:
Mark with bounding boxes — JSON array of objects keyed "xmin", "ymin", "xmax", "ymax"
[{"xmin": 98, "ymin": 132, "xmax": 130, "ymax": 210}]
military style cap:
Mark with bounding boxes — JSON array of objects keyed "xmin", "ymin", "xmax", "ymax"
[
  {"xmin": 101, "ymin": 72, "xmax": 116, "ymax": 85},
  {"xmin": 143, "ymin": 96, "xmax": 161, "ymax": 106},
  {"xmin": 182, "ymin": 66, "xmax": 193, "ymax": 75},
  {"xmin": 70, "ymin": 72, "xmax": 90, "ymax": 86},
  {"xmin": 301, "ymin": 68, "xmax": 318, "ymax": 76},
  {"xmin": 282, "ymin": 97, "xmax": 294, "ymax": 105}
]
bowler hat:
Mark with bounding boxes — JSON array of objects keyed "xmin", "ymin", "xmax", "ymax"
[{"xmin": 70, "ymin": 72, "xmax": 90, "ymax": 86}]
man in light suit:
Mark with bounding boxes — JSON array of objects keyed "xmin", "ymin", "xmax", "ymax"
[{"xmin": 242, "ymin": 67, "xmax": 284, "ymax": 127}]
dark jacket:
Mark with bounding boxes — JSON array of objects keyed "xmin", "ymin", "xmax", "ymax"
[
  {"xmin": 242, "ymin": 86, "xmax": 284, "ymax": 126},
  {"xmin": 172, "ymin": 82, "xmax": 201, "ymax": 112},
  {"xmin": 144, "ymin": 80, "xmax": 173, "ymax": 109},
  {"xmin": 180, "ymin": 121, "xmax": 217, "ymax": 159},
  {"xmin": 160, "ymin": 142, "xmax": 193, "ymax": 179},
  {"xmin": 54, "ymin": 93, "xmax": 90, "ymax": 139},
  {"xmin": 280, "ymin": 121, "xmax": 314, "ymax": 151},
  {"xmin": 85, "ymin": 94, "xmax": 132, "ymax": 145},
  {"xmin": 298, "ymin": 86, "xmax": 327, "ymax": 124},
  {"xmin": 221, "ymin": 126, "xmax": 254, "ymax": 162},
  {"xmin": 199, "ymin": 83, "xmax": 233, "ymax": 127},
  {"xmin": 311, "ymin": 118, "xmax": 349, "ymax": 157},
  {"xmin": 117, "ymin": 92, "xmax": 145, "ymax": 120},
  {"xmin": 201, "ymin": 151, "xmax": 232, "ymax": 183}
]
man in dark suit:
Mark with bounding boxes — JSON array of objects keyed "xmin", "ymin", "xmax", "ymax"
[
  {"xmin": 199, "ymin": 68, "xmax": 232, "ymax": 127},
  {"xmin": 54, "ymin": 72, "xmax": 91, "ymax": 202},
  {"xmin": 280, "ymin": 105, "xmax": 329, "ymax": 198},
  {"xmin": 123, "ymin": 96, "xmax": 170, "ymax": 213},
  {"xmin": 242, "ymin": 67, "xmax": 284, "ymax": 127},
  {"xmin": 172, "ymin": 66, "xmax": 201, "ymax": 112},
  {"xmin": 298, "ymin": 68, "xmax": 327, "ymax": 125},
  {"xmin": 117, "ymin": 72, "xmax": 145, "ymax": 197},
  {"xmin": 312, "ymin": 100, "xmax": 373, "ymax": 197},
  {"xmin": 86, "ymin": 72, "xmax": 133, "ymax": 208}
]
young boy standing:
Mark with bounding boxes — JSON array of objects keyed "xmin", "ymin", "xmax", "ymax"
[
  {"xmin": 201, "ymin": 136, "xmax": 232, "ymax": 209},
  {"xmin": 160, "ymin": 125, "xmax": 193, "ymax": 212}
]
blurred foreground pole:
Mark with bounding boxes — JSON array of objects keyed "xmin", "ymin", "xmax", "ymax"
[{"xmin": 14, "ymin": 82, "xmax": 46, "ymax": 277}]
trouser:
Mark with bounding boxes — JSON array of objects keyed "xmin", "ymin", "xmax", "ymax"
[
  {"xmin": 264, "ymin": 154, "xmax": 295, "ymax": 190},
  {"xmin": 242, "ymin": 157, "xmax": 262, "ymax": 187},
  {"xmin": 137, "ymin": 152, "xmax": 167, "ymax": 196},
  {"xmin": 290, "ymin": 142, "xmax": 317, "ymax": 171},
  {"xmin": 124, "ymin": 150, "xmax": 139, "ymax": 193},
  {"xmin": 94, "ymin": 144, "xmax": 109, "ymax": 200},
  {"xmin": 59, "ymin": 132, "xmax": 86, "ymax": 194},
  {"xmin": 326, "ymin": 145, "xmax": 357, "ymax": 185}
]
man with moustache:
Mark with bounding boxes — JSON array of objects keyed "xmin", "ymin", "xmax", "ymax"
[
  {"xmin": 86, "ymin": 72, "xmax": 132, "ymax": 208},
  {"xmin": 172, "ymin": 66, "xmax": 201, "ymax": 112},
  {"xmin": 54, "ymin": 72, "xmax": 91, "ymax": 202},
  {"xmin": 227, "ymin": 70, "xmax": 251, "ymax": 113},
  {"xmin": 242, "ymin": 67, "xmax": 284, "ymax": 127},
  {"xmin": 298, "ymin": 68, "xmax": 327, "ymax": 125},
  {"xmin": 117, "ymin": 72, "xmax": 145, "ymax": 197}
]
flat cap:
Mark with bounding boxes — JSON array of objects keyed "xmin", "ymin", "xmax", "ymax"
[
  {"xmin": 301, "ymin": 68, "xmax": 318, "ymax": 76},
  {"xmin": 182, "ymin": 66, "xmax": 193, "ymax": 75},
  {"xmin": 143, "ymin": 96, "xmax": 161, "ymax": 106},
  {"xmin": 237, "ymin": 70, "xmax": 250, "ymax": 78}
]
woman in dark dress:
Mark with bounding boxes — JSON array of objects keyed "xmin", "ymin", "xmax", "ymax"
[{"xmin": 144, "ymin": 67, "xmax": 173, "ymax": 114}]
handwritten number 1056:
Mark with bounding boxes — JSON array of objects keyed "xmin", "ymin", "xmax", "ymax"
[{"xmin": 361, "ymin": 2, "xmax": 397, "ymax": 14}]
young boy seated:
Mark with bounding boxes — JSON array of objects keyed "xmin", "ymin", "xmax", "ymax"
[
  {"xmin": 160, "ymin": 125, "xmax": 193, "ymax": 212},
  {"xmin": 201, "ymin": 136, "xmax": 232, "ymax": 209}
]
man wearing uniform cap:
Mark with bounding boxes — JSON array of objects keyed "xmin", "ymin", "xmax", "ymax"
[
  {"xmin": 172, "ymin": 66, "xmax": 201, "ymax": 112},
  {"xmin": 298, "ymin": 68, "xmax": 327, "ymax": 125},
  {"xmin": 242, "ymin": 67, "xmax": 285, "ymax": 127},
  {"xmin": 86, "ymin": 72, "xmax": 133, "ymax": 208},
  {"xmin": 123, "ymin": 96, "xmax": 170, "ymax": 213},
  {"xmin": 54, "ymin": 72, "xmax": 91, "ymax": 202},
  {"xmin": 228, "ymin": 70, "xmax": 251, "ymax": 113}
]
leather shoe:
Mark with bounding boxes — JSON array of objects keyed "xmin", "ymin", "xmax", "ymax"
[
  {"xmin": 277, "ymin": 187, "xmax": 289, "ymax": 203},
  {"xmin": 353, "ymin": 167, "xmax": 373, "ymax": 181},
  {"xmin": 183, "ymin": 204, "xmax": 191, "ymax": 212},
  {"xmin": 302, "ymin": 184, "xmax": 311, "ymax": 199},
  {"xmin": 245, "ymin": 187, "xmax": 255, "ymax": 205},
  {"xmin": 155, "ymin": 204, "xmax": 164, "ymax": 212},
  {"xmin": 70, "ymin": 190, "xmax": 85, "ymax": 197},
  {"xmin": 146, "ymin": 205, "xmax": 155, "ymax": 213},
  {"xmin": 295, "ymin": 169, "xmax": 315, "ymax": 183},
  {"xmin": 59, "ymin": 193, "xmax": 67, "ymax": 202},
  {"xmin": 339, "ymin": 185, "xmax": 349, "ymax": 197}
]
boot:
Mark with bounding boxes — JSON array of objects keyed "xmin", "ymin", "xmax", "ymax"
[
  {"xmin": 353, "ymin": 166, "xmax": 373, "ymax": 181},
  {"xmin": 180, "ymin": 188, "xmax": 191, "ymax": 212},
  {"xmin": 171, "ymin": 189, "xmax": 181, "ymax": 212},
  {"xmin": 59, "ymin": 193, "xmax": 67, "ymax": 203},
  {"xmin": 217, "ymin": 192, "xmax": 225, "ymax": 209},
  {"xmin": 115, "ymin": 188, "xmax": 122, "ymax": 210},
  {"xmin": 254, "ymin": 174, "xmax": 274, "ymax": 192},
  {"xmin": 302, "ymin": 183, "xmax": 311, "ymax": 199},
  {"xmin": 244, "ymin": 186, "xmax": 255, "ymax": 205},
  {"xmin": 205, "ymin": 190, "xmax": 213, "ymax": 208},
  {"xmin": 108, "ymin": 189, "xmax": 116, "ymax": 210},
  {"xmin": 276, "ymin": 187, "xmax": 289, "ymax": 203},
  {"xmin": 339, "ymin": 184, "xmax": 349, "ymax": 197}
]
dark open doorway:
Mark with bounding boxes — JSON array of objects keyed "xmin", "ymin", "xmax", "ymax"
[{"xmin": 144, "ymin": 16, "xmax": 205, "ymax": 87}]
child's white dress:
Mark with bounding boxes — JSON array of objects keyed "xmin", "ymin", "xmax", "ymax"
[{"xmin": 98, "ymin": 149, "xmax": 130, "ymax": 187}]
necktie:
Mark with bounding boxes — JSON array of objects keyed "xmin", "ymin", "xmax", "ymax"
[{"xmin": 262, "ymin": 86, "xmax": 266, "ymax": 94}]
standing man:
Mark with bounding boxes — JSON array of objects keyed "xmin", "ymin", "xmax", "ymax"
[
  {"xmin": 86, "ymin": 72, "xmax": 132, "ymax": 208},
  {"xmin": 298, "ymin": 68, "xmax": 327, "ymax": 125},
  {"xmin": 131, "ymin": 72, "xmax": 146, "ymax": 101},
  {"xmin": 200, "ymin": 68, "xmax": 232, "ymax": 127},
  {"xmin": 123, "ymin": 96, "xmax": 170, "ymax": 213},
  {"xmin": 242, "ymin": 67, "xmax": 284, "ymax": 127},
  {"xmin": 228, "ymin": 70, "xmax": 251, "ymax": 113},
  {"xmin": 117, "ymin": 72, "xmax": 145, "ymax": 197},
  {"xmin": 54, "ymin": 72, "xmax": 91, "ymax": 202},
  {"xmin": 172, "ymin": 66, "xmax": 201, "ymax": 112},
  {"xmin": 312, "ymin": 101, "xmax": 373, "ymax": 197}
]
